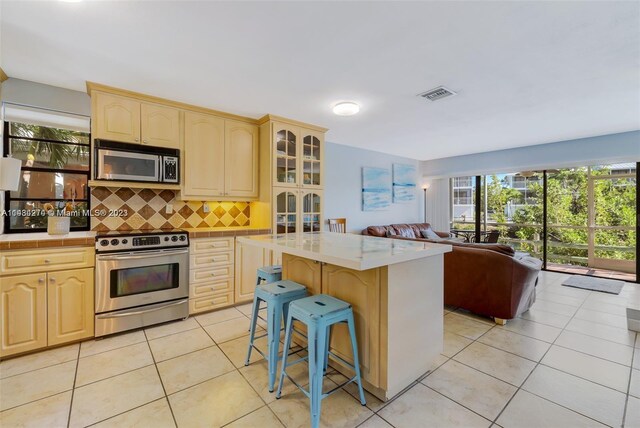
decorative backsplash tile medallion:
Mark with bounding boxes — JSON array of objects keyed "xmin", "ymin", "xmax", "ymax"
[{"xmin": 90, "ymin": 187, "xmax": 250, "ymax": 232}]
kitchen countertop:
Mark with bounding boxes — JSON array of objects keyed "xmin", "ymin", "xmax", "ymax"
[
  {"xmin": 0, "ymin": 227, "xmax": 272, "ymax": 250},
  {"xmin": 237, "ymin": 232, "xmax": 452, "ymax": 271}
]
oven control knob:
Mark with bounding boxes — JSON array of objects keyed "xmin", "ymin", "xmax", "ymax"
[
  {"xmin": 179, "ymin": 235, "xmax": 186, "ymax": 241},
  {"xmin": 164, "ymin": 236, "xmax": 169, "ymax": 241},
  {"xmin": 171, "ymin": 236, "xmax": 178, "ymax": 242},
  {"xmin": 111, "ymin": 239, "xmax": 119, "ymax": 246},
  {"xmin": 121, "ymin": 239, "xmax": 128, "ymax": 245},
  {"xmin": 100, "ymin": 239, "xmax": 109, "ymax": 247}
]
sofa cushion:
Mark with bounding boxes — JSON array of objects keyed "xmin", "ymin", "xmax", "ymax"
[
  {"xmin": 421, "ymin": 228, "xmax": 442, "ymax": 241},
  {"xmin": 386, "ymin": 229, "xmax": 397, "ymax": 237},
  {"xmin": 397, "ymin": 227, "xmax": 416, "ymax": 238},
  {"xmin": 365, "ymin": 226, "xmax": 390, "ymax": 237},
  {"xmin": 453, "ymin": 241, "xmax": 516, "ymax": 256}
]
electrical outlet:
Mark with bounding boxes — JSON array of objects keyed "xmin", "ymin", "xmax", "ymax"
[
  {"xmin": 166, "ymin": 204, "xmax": 173, "ymax": 214},
  {"xmin": 203, "ymin": 203, "xmax": 210, "ymax": 213}
]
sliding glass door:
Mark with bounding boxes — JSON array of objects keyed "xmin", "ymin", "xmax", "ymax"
[{"xmin": 450, "ymin": 162, "xmax": 638, "ymax": 282}]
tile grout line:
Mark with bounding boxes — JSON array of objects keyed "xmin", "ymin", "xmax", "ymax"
[
  {"xmin": 622, "ymin": 333, "xmax": 638, "ymax": 427},
  {"xmin": 65, "ymin": 344, "xmax": 81, "ymax": 428},
  {"xmin": 489, "ymin": 285, "xmax": 622, "ymax": 427},
  {"xmin": 142, "ymin": 329, "xmax": 179, "ymax": 428}
]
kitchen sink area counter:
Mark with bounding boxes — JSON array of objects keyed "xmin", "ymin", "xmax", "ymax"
[
  {"xmin": 0, "ymin": 231, "xmax": 96, "ymax": 250},
  {"xmin": 238, "ymin": 232, "xmax": 452, "ymax": 401}
]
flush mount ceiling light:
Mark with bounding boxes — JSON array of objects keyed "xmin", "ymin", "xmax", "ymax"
[{"xmin": 332, "ymin": 101, "xmax": 360, "ymax": 116}]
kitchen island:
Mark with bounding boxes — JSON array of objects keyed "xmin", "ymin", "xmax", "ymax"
[{"xmin": 236, "ymin": 232, "xmax": 452, "ymax": 400}]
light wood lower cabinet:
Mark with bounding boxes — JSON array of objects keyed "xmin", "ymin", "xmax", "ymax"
[
  {"xmin": 189, "ymin": 238, "xmax": 235, "ymax": 314},
  {"xmin": 282, "ymin": 254, "xmax": 382, "ymax": 389},
  {"xmin": 0, "ymin": 273, "xmax": 47, "ymax": 357},
  {"xmin": 1, "ymin": 266, "xmax": 94, "ymax": 358},
  {"xmin": 234, "ymin": 241, "xmax": 272, "ymax": 303},
  {"xmin": 47, "ymin": 268, "xmax": 94, "ymax": 346}
]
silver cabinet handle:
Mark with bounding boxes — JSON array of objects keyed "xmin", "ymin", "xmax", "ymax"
[
  {"xmin": 143, "ymin": 140, "xmax": 147, "ymax": 144},
  {"xmin": 38, "ymin": 278, "xmax": 45, "ymax": 283},
  {"xmin": 49, "ymin": 277, "xmax": 55, "ymax": 283},
  {"xmin": 44, "ymin": 259, "xmax": 51, "ymax": 264},
  {"xmin": 134, "ymin": 137, "xmax": 139, "ymax": 142}
]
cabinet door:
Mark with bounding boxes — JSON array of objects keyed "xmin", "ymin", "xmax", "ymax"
[
  {"xmin": 273, "ymin": 123, "xmax": 300, "ymax": 187},
  {"xmin": 321, "ymin": 264, "xmax": 381, "ymax": 386},
  {"xmin": 225, "ymin": 120, "xmax": 259, "ymax": 197},
  {"xmin": 300, "ymin": 129, "xmax": 323, "ymax": 189},
  {"xmin": 0, "ymin": 273, "xmax": 47, "ymax": 357},
  {"xmin": 183, "ymin": 111, "xmax": 225, "ymax": 197},
  {"xmin": 273, "ymin": 187, "xmax": 299, "ymax": 235},
  {"xmin": 140, "ymin": 102, "xmax": 180, "ymax": 149},
  {"xmin": 281, "ymin": 254, "xmax": 322, "ymax": 295},
  {"xmin": 301, "ymin": 190, "xmax": 323, "ymax": 233},
  {"xmin": 94, "ymin": 92, "xmax": 141, "ymax": 143},
  {"xmin": 235, "ymin": 241, "xmax": 271, "ymax": 302},
  {"xmin": 47, "ymin": 268, "xmax": 94, "ymax": 346}
]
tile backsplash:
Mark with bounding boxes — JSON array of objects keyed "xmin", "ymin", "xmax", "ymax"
[{"xmin": 90, "ymin": 187, "xmax": 250, "ymax": 232}]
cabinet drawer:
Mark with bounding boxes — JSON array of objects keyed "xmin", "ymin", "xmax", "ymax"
[
  {"xmin": 190, "ymin": 238, "xmax": 234, "ymax": 254},
  {"xmin": 189, "ymin": 292, "xmax": 234, "ymax": 314},
  {"xmin": 190, "ymin": 278, "xmax": 234, "ymax": 297},
  {"xmin": 190, "ymin": 251, "xmax": 233, "ymax": 269},
  {"xmin": 190, "ymin": 266, "xmax": 233, "ymax": 283},
  {"xmin": 1, "ymin": 247, "xmax": 95, "ymax": 276}
]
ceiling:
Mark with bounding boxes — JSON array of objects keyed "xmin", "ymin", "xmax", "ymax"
[{"xmin": 1, "ymin": 1, "xmax": 639, "ymax": 161}]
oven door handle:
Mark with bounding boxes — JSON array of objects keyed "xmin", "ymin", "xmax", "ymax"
[
  {"xmin": 96, "ymin": 248, "xmax": 188, "ymax": 261},
  {"xmin": 96, "ymin": 299, "xmax": 188, "ymax": 319}
]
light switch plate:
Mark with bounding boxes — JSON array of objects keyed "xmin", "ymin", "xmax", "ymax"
[
  {"xmin": 166, "ymin": 204, "xmax": 173, "ymax": 214},
  {"xmin": 203, "ymin": 203, "xmax": 210, "ymax": 213}
]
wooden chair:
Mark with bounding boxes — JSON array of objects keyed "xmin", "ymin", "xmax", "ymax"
[
  {"xmin": 328, "ymin": 218, "xmax": 347, "ymax": 233},
  {"xmin": 482, "ymin": 230, "xmax": 500, "ymax": 243}
]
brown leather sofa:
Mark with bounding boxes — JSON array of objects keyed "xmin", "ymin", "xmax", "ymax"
[{"xmin": 363, "ymin": 223, "xmax": 542, "ymax": 322}]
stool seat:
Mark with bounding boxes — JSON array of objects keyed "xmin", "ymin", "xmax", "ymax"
[
  {"xmin": 257, "ymin": 265, "xmax": 282, "ymax": 277},
  {"xmin": 289, "ymin": 294, "xmax": 351, "ymax": 319},
  {"xmin": 257, "ymin": 280, "xmax": 307, "ymax": 297}
]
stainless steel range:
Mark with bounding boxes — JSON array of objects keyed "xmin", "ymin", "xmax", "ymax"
[{"xmin": 94, "ymin": 230, "xmax": 189, "ymax": 337}]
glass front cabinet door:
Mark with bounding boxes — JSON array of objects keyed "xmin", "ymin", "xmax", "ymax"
[
  {"xmin": 273, "ymin": 124, "xmax": 323, "ymax": 189},
  {"xmin": 301, "ymin": 130, "xmax": 323, "ymax": 188},
  {"xmin": 302, "ymin": 190, "xmax": 323, "ymax": 232},
  {"xmin": 274, "ymin": 187, "xmax": 299, "ymax": 234},
  {"xmin": 274, "ymin": 125, "xmax": 300, "ymax": 187}
]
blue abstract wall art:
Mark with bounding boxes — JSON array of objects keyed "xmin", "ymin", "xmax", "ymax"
[
  {"xmin": 392, "ymin": 163, "xmax": 416, "ymax": 203},
  {"xmin": 362, "ymin": 167, "xmax": 391, "ymax": 211}
]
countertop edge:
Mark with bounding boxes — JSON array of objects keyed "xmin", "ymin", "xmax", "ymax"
[{"xmin": 237, "ymin": 235, "xmax": 452, "ymax": 271}]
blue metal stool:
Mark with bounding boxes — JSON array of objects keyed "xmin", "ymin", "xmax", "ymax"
[
  {"xmin": 276, "ymin": 294, "xmax": 366, "ymax": 428},
  {"xmin": 257, "ymin": 265, "xmax": 282, "ymax": 285},
  {"xmin": 245, "ymin": 280, "xmax": 308, "ymax": 392}
]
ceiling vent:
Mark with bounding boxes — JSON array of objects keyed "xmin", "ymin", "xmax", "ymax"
[{"xmin": 418, "ymin": 86, "xmax": 457, "ymax": 102}]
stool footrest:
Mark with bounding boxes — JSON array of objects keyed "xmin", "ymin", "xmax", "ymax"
[{"xmin": 326, "ymin": 351, "xmax": 358, "ymax": 373}]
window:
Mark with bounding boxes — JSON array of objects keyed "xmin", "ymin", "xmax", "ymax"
[{"xmin": 3, "ymin": 120, "xmax": 91, "ymax": 232}]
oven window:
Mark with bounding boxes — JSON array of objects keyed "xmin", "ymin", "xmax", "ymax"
[{"xmin": 110, "ymin": 263, "xmax": 179, "ymax": 297}]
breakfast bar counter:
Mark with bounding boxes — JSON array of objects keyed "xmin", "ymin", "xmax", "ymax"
[{"xmin": 237, "ymin": 232, "xmax": 452, "ymax": 400}]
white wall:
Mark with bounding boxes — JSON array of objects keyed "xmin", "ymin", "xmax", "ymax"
[
  {"xmin": 421, "ymin": 130, "xmax": 639, "ymax": 178},
  {"xmin": 1, "ymin": 78, "xmax": 90, "ymax": 115},
  {"xmin": 324, "ymin": 142, "xmax": 422, "ymax": 233}
]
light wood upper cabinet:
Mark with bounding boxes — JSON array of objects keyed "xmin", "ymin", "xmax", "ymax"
[
  {"xmin": 0, "ymin": 273, "xmax": 47, "ymax": 357},
  {"xmin": 93, "ymin": 91, "xmax": 179, "ymax": 149},
  {"xmin": 140, "ymin": 102, "xmax": 180, "ymax": 149},
  {"xmin": 273, "ymin": 124, "xmax": 301, "ymax": 188},
  {"xmin": 225, "ymin": 120, "xmax": 259, "ymax": 198},
  {"xmin": 47, "ymin": 268, "xmax": 94, "ymax": 346},
  {"xmin": 182, "ymin": 113, "xmax": 259, "ymax": 200},
  {"xmin": 183, "ymin": 111, "xmax": 225, "ymax": 198},
  {"xmin": 94, "ymin": 92, "xmax": 141, "ymax": 143}
]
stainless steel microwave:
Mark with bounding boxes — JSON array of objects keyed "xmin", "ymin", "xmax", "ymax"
[{"xmin": 95, "ymin": 140, "xmax": 179, "ymax": 184}]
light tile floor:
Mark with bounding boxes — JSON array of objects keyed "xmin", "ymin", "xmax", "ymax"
[{"xmin": 0, "ymin": 271, "xmax": 639, "ymax": 427}]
